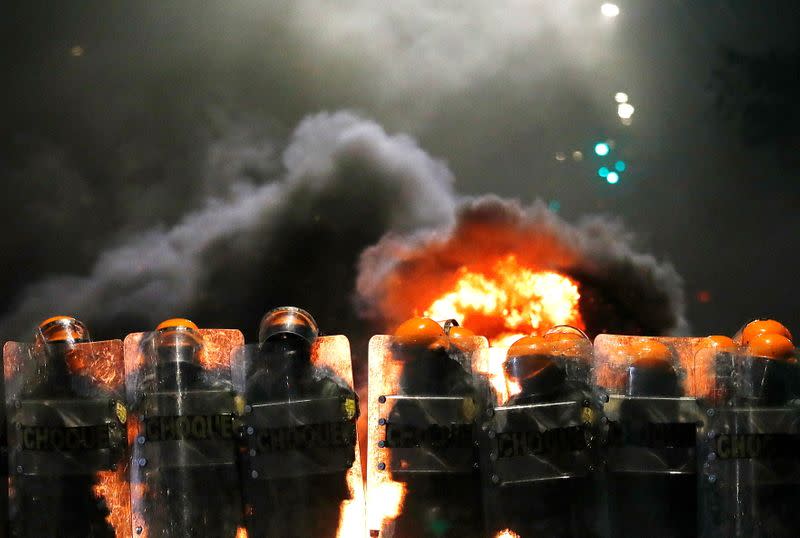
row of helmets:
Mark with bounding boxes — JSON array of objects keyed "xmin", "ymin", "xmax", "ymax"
[
  {"xmin": 0, "ymin": 312, "xmax": 797, "ymax": 538},
  {"xmin": 367, "ymin": 317, "xmax": 800, "ymax": 538}
]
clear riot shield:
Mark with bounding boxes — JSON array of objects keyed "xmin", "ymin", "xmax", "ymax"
[
  {"xmin": 474, "ymin": 329, "xmax": 602, "ymax": 538},
  {"xmin": 697, "ymin": 342, "xmax": 800, "ymax": 537},
  {"xmin": 232, "ymin": 334, "xmax": 364, "ymax": 538},
  {"xmin": 124, "ymin": 327, "xmax": 244, "ymax": 538},
  {"xmin": 4, "ymin": 336, "xmax": 131, "ymax": 537},
  {"xmin": 366, "ymin": 333, "xmax": 487, "ymax": 538},
  {"xmin": 594, "ymin": 335, "xmax": 703, "ymax": 538}
]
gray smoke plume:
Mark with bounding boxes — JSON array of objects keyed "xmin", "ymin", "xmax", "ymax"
[
  {"xmin": 356, "ymin": 195, "xmax": 688, "ymax": 337},
  {"xmin": 0, "ymin": 111, "xmax": 455, "ymax": 342},
  {"xmin": 1, "ymin": 109, "xmax": 686, "ymax": 367}
]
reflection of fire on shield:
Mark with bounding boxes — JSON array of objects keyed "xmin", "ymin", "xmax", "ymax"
[
  {"xmin": 698, "ymin": 320, "xmax": 800, "ymax": 538},
  {"xmin": 4, "ymin": 316, "xmax": 131, "ymax": 538},
  {"xmin": 475, "ymin": 326, "xmax": 603, "ymax": 538},
  {"xmin": 594, "ymin": 335, "xmax": 703, "ymax": 538},
  {"xmin": 125, "ymin": 319, "xmax": 244, "ymax": 538},
  {"xmin": 233, "ymin": 307, "xmax": 365, "ymax": 538},
  {"xmin": 367, "ymin": 317, "xmax": 488, "ymax": 538}
]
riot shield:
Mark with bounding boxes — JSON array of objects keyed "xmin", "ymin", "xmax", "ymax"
[
  {"xmin": 4, "ymin": 334, "xmax": 130, "ymax": 537},
  {"xmin": 697, "ymin": 342, "xmax": 800, "ymax": 537},
  {"xmin": 474, "ymin": 329, "xmax": 603, "ymax": 538},
  {"xmin": 594, "ymin": 335, "xmax": 703, "ymax": 538},
  {"xmin": 366, "ymin": 333, "xmax": 487, "ymax": 538},
  {"xmin": 125, "ymin": 326, "xmax": 244, "ymax": 538},
  {"xmin": 1, "ymin": 349, "xmax": 6, "ymax": 538},
  {"xmin": 233, "ymin": 335, "xmax": 364, "ymax": 538}
]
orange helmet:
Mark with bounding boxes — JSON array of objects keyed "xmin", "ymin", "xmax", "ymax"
[
  {"xmin": 447, "ymin": 325, "xmax": 477, "ymax": 353},
  {"xmin": 699, "ymin": 335, "xmax": 738, "ymax": 354},
  {"xmin": 630, "ymin": 339, "xmax": 673, "ymax": 368},
  {"xmin": 393, "ymin": 317, "xmax": 447, "ymax": 348},
  {"xmin": 543, "ymin": 326, "xmax": 587, "ymax": 342},
  {"xmin": 543, "ymin": 326, "xmax": 591, "ymax": 358},
  {"xmin": 37, "ymin": 315, "xmax": 90, "ymax": 344},
  {"xmin": 504, "ymin": 336, "xmax": 556, "ymax": 382},
  {"xmin": 626, "ymin": 339, "xmax": 680, "ymax": 397},
  {"xmin": 155, "ymin": 318, "xmax": 202, "ymax": 349},
  {"xmin": 507, "ymin": 335, "xmax": 550, "ymax": 361},
  {"xmin": 741, "ymin": 319, "xmax": 793, "ymax": 345},
  {"xmin": 747, "ymin": 333, "xmax": 795, "ymax": 361}
]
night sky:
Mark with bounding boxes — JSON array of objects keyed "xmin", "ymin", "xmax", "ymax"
[{"xmin": 2, "ymin": 1, "xmax": 799, "ymax": 343}]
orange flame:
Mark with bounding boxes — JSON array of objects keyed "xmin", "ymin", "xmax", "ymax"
[
  {"xmin": 93, "ymin": 467, "xmax": 132, "ymax": 538},
  {"xmin": 423, "ymin": 255, "xmax": 583, "ymax": 346},
  {"xmin": 235, "ymin": 527, "xmax": 249, "ymax": 538},
  {"xmin": 495, "ymin": 530, "xmax": 521, "ymax": 538}
]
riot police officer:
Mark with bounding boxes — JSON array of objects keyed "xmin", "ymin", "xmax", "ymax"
[
  {"xmin": 704, "ymin": 321, "xmax": 800, "ymax": 538},
  {"xmin": 8, "ymin": 316, "xmax": 120, "ymax": 538},
  {"xmin": 385, "ymin": 317, "xmax": 483, "ymax": 538},
  {"xmin": 485, "ymin": 328, "xmax": 598, "ymax": 538},
  {"xmin": 241, "ymin": 307, "xmax": 358, "ymax": 538},
  {"xmin": 132, "ymin": 318, "xmax": 242, "ymax": 537},
  {"xmin": 604, "ymin": 339, "xmax": 697, "ymax": 538}
]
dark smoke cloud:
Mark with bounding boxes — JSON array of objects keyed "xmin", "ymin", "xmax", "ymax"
[
  {"xmin": 0, "ymin": 111, "xmax": 455, "ymax": 344},
  {"xmin": 356, "ymin": 196, "xmax": 688, "ymax": 337}
]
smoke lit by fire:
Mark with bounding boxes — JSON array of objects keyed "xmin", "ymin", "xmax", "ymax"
[
  {"xmin": 358, "ymin": 197, "xmax": 687, "ymax": 343},
  {"xmin": 424, "ymin": 254, "xmax": 583, "ymax": 346}
]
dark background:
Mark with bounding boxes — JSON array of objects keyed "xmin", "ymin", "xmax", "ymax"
[{"xmin": 2, "ymin": 1, "xmax": 798, "ymax": 343}]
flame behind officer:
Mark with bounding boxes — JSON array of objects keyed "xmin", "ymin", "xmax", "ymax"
[
  {"xmin": 242, "ymin": 307, "xmax": 357, "ymax": 538},
  {"xmin": 136, "ymin": 318, "xmax": 241, "ymax": 538},
  {"xmin": 489, "ymin": 328, "xmax": 597, "ymax": 537},
  {"xmin": 11, "ymin": 316, "xmax": 117, "ymax": 538},
  {"xmin": 386, "ymin": 317, "xmax": 482, "ymax": 538},
  {"xmin": 606, "ymin": 339, "xmax": 696, "ymax": 538}
]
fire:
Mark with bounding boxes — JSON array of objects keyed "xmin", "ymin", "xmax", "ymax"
[
  {"xmin": 235, "ymin": 528, "xmax": 249, "ymax": 538},
  {"xmin": 311, "ymin": 336, "xmax": 368, "ymax": 538},
  {"xmin": 423, "ymin": 255, "xmax": 583, "ymax": 345},
  {"xmin": 495, "ymin": 530, "xmax": 521, "ymax": 538},
  {"xmin": 336, "ymin": 465, "xmax": 366, "ymax": 538},
  {"xmin": 367, "ymin": 480, "xmax": 407, "ymax": 533},
  {"xmin": 367, "ymin": 337, "xmax": 409, "ymax": 536},
  {"xmin": 93, "ymin": 467, "xmax": 132, "ymax": 537}
]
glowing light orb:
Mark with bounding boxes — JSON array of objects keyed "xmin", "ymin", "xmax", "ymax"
[
  {"xmin": 601, "ymin": 3, "xmax": 620, "ymax": 17},
  {"xmin": 617, "ymin": 103, "xmax": 635, "ymax": 119},
  {"xmin": 606, "ymin": 171, "xmax": 620, "ymax": 184},
  {"xmin": 594, "ymin": 142, "xmax": 610, "ymax": 156}
]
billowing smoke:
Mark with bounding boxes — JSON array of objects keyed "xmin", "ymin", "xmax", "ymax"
[
  {"xmin": 356, "ymin": 196, "xmax": 688, "ymax": 338},
  {"xmin": 0, "ymin": 111, "xmax": 455, "ymax": 345},
  {"xmin": 1, "ymin": 110, "xmax": 686, "ymax": 384}
]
